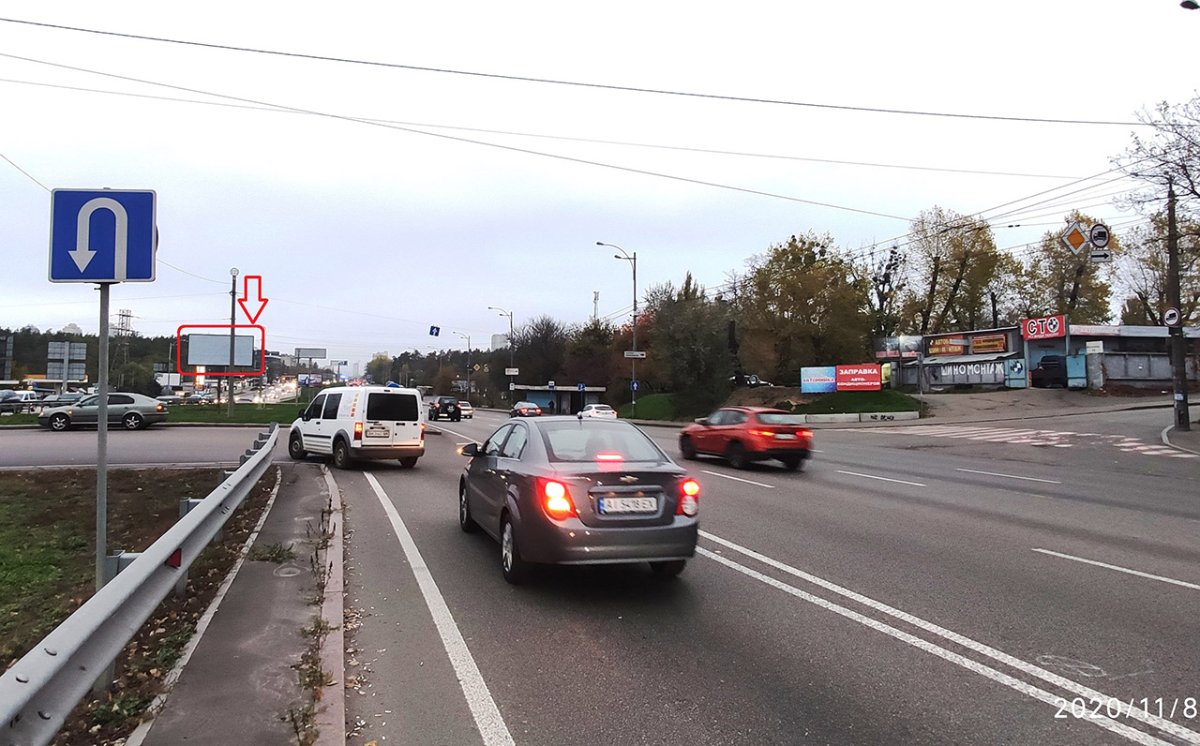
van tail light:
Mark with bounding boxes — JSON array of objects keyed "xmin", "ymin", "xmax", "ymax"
[
  {"xmin": 353, "ymin": 422, "xmax": 363, "ymax": 441},
  {"xmin": 420, "ymin": 422, "xmax": 426, "ymax": 441},
  {"xmin": 539, "ymin": 479, "xmax": 576, "ymax": 520},
  {"xmin": 677, "ymin": 478, "xmax": 700, "ymax": 517}
]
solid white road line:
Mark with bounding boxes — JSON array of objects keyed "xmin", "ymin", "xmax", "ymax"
[
  {"xmin": 699, "ymin": 470, "xmax": 776, "ymax": 489},
  {"xmin": 955, "ymin": 468, "xmax": 1062, "ymax": 484},
  {"xmin": 434, "ymin": 423, "xmax": 476, "ymax": 441},
  {"xmin": 364, "ymin": 473, "xmax": 515, "ymax": 746},
  {"xmin": 836, "ymin": 470, "xmax": 926, "ymax": 487},
  {"xmin": 696, "ymin": 547, "xmax": 1171, "ymax": 745},
  {"xmin": 1031, "ymin": 548, "xmax": 1200, "ymax": 591},
  {"xmin": 699, "ymin": 530, "xmax": 1200, "ymax": 744}
]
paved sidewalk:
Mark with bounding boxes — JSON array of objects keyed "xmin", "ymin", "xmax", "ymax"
[{"xmin": 130, "ymin": 463, "xmax": 343, "ymax": 746}]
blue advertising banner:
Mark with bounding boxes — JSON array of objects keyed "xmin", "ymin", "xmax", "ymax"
[{"xmin": 801, "ymin": 366, "xmax": 837, "ymax": 393}]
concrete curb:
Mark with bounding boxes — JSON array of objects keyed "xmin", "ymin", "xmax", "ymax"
[
  {"xmin": 315, "ymin": 467, "xmax": 346, "ymax": 746},
  {"xmin": 1161, "ymin": 424, "xmax": 1200, "ymax": 456}
]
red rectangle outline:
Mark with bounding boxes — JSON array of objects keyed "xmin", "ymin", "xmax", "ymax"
[{"xmin": 176, "ymin": 325, "xmax": 266, "ymax": 377}]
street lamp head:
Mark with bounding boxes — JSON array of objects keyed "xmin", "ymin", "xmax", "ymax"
[
  {"xmin": 613, "ymin": 254, "xmax": 622, "ymax": 260},
  {"xmin": 1183, "ymin": 1, "xmax": 1199, "ymax": 9},
  {"xmin": 230, "ymin": 268, "xmax": 239, "ymax": 277}
]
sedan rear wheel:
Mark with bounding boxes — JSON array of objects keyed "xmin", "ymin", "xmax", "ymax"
[
  {"xmin": 49, "ymin": 413, "xmax": 71, "ymax": 432},
  {"xmin": 651, "ymin": 559, "xmax": 686, "ymax": 578},
  {"xmin": 500, "ymin": 516, "xmax": 530, "ymax": 584},
  {"xmin": 726, "ymin": 441, "xmax": 748, "ymax": 470},
  {"xmin": 122, "ymin": 412, "xmax": 145, "ymax": 431}
]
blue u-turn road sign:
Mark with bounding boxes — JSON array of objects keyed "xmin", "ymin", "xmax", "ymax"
[{"xmin": 49, "ymin": 189, "xmax": 157, "ymax": 283}]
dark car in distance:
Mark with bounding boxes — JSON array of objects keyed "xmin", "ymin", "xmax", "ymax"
[
  {"xmin": 458, "ymin": 416, "xmax": 701, "ymax": 584},
  {"xmin": 509, "ymin": 401, "xmax": 543, "ymax": 417},
  {"xmin": 679, "ymin": 406, "xmax": 812, "ymax": 471},
  {"xmin": 429, "ymin": 395, "xmax": 461, "ymax": 422},
  {"xmin": 1030, "ymin": 355, "xmax": 1068, "ymax": 388}
]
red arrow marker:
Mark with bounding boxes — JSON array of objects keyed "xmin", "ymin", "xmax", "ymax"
[{"xmin": 237, "ymin": 275, "xmax": 269, "ymax": 324}]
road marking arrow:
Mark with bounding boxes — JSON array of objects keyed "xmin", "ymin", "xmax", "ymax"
[{"xmin": 237, "ymin": 275, "xmax": 269, "ymax": 324}]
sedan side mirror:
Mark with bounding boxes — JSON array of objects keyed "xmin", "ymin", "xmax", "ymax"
[{"xmin": 460, "ymin": 442, "xmax": 480, "ymax": 457}]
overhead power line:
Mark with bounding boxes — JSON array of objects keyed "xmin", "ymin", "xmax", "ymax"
[{"xmin": 0, "ymin": 16, "xmax": 1149, "ymax": 127}]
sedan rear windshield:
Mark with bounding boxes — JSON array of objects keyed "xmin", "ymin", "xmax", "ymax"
[
  {"xmin": 539, "ymin": 421, "xmax": 665, "ymax": 463},
  {"xmin": 757, "ymin": 413, "xmax": 806, "ymax": 425},
  {"xmin": 367, "ymin": 392, "xmax": 419, "ymax": 421}
]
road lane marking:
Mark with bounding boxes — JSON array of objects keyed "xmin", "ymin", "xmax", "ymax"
[
  {"xmin": 699, "ymin": 530, "xmax": 1200, "ymax": 744},
  {"xmin": 696, "ymin": 546, "xmax": 1171, "ymax": 746},
  {"xmin": 955, "ymin": 468, "xmax": 1062, "ymax": 484},
  {"xmin": 836, "ymin": 470, "xmax": 926, "ymax": 487},
  {"xmin": 699, "ymin": 470, "xmax": 776, "ymax": 488},
  {"xmin": 435, "ymin": 423, "xmax": 475, "ymax": 440},
  {"xmin": 365, "ymin": 473, "xmax": 515, "ymax": 746},
  {"xmin": 1031, "ymin": 548, "xmax": 1200, "ymax": 591}
]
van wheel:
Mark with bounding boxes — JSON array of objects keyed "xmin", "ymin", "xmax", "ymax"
[
  {"xmin": 288, "ymin": 434, "xmax": 307, "ymax": 460},
  {"xmin": 332, "ymin": 440, "xmax": 352, "ymax": 470},
  {"xmin": 399, "ymin": 457, "xmax": 418, "ymax": 469},
  {"xmin": 459, "ymin": 482, "xmax": 479, "ymax": 533}
]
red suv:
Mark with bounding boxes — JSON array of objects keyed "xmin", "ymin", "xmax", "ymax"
[{"xmin": 678, "ymin": 407, "xmax": 812, "ymax": 471}]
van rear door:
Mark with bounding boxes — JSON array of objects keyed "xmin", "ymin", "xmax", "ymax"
[{"xmin": 364, "ymin": 390, "xmax": 422, "ymax": 448}]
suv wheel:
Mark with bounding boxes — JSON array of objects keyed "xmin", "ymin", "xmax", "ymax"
[
  {"xmin": 679, "ymin": 436, "xmax": 697, "ymax": 460},
  {"xmin": 726, "ymin": 441, "xmax": 748, "ymax": 470}
]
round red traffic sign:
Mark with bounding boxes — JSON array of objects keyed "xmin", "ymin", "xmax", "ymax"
[{"xmin": 1089, "ymin": 223, "xmax": 1110, "ymax": 249}]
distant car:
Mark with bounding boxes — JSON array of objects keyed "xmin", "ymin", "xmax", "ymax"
[
  {"xmin": 1030, "ymin": 355, "xmax": 1068, "ymax": 388},
  {"xmin": 679, "ymin": 406, "xmax": 811, "ymax": 471},
  {"xmin": 429, "ymin": 396, "xmax": 461, "ymax": 422},
  {"xmin": 730, "ymin": 373, "xmax": 772, "ymax": 388},
  {"xmin": 458, "ymin": 416, "xmax": 701, "ymax": 584},
  {"xmin": 40, "ymin": 392, "xmax": 85, "ymax": 408},
  {"xmin": 38, "ymin": 392, "xmax": 168, "ymax": 431},
  {"xmin": 509, "ymin": 401, "xmax": 543, "ymax": 417},
  {"xmin": 458, "ymin": 401, "xmax": 475, "ymax": 419},
  {"xmin": 579, "ymin": 403, "xmax": 617, "ymax": 419},
  {"xmin": 0, "ymin": 390, "xmax": 43, "ymax": 414},
  {"xmin": 156, "ymin": 393, "xmax": 184, "ymax": 406}
]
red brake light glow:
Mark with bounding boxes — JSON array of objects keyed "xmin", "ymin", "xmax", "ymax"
[
  {"xmin": 677, "ymin": 479, "xmax": 700, "ymax": 516},
  {"xmin": 353, "ymin": 421, "xmax": 363, "ymax": 441},
  {"xmin": 594, "ymin": 452, "xmax": 624, "ymax": 462},
  {"xmin": 541, "ymin": 479, "xmax": 576, "ymax": 520}
]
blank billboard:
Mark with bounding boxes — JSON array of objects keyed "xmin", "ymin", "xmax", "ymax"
[{"xmin": 187, "ymin": 334, "xmax": 255, "ymax": 366}]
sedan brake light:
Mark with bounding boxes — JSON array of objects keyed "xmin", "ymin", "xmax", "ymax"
[
  {"xmin": 539, "ymin": 478, "xmax": 576, "ymax": 520},
  {"xmin": 677, "ymin": 478, "xmax": 700, "ymax": 516}
]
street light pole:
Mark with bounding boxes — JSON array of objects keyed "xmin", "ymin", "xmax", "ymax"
[
  {"xmin": 227, "ymin": 267, "xmax": 238, "ymax": 416},
  {"xmin": 1166, "ymin": 182, "xmax": 1191, "ymax": 431},
  {"xmin": 454, "ymin": 332, "xmax": 472, "ymax": 402},
  {"xmin": 488, "ymin": 306, "xmax": 514, "ymax": 400},
  {"xmin": 597, "ymin": 242, "xmax": 638, "ymax": 417}
]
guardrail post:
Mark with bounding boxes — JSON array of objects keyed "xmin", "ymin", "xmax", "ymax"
[
  {"xmin": 176, "ymin": 499, "xmax": 204, "ymax": 597},
  {"xmin": 93, "ymin": 549, "xmax": 142, "ymax": 693}
]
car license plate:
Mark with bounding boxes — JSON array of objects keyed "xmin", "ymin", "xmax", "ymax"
[
  {"xmin": 775, "ymin": 433, "xmax": 797, "ymax": 440},
  {"xmin": 366, "ymin": 425, "xmax": 389, "ymax": 438},
  {"xmin": 599, "ymin": 496, "xmax": 657, "ymax": 514}
]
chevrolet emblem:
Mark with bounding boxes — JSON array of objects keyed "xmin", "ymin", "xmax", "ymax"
[{"xmin": 619, "ymin": 475, "xmax": 639, "ymax": 483}]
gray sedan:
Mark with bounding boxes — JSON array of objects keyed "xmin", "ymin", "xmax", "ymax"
[
  {"xmin": 38, "ymin": 392, "xmax": 168, "ymax": 431},
  {"xmin": 458, "ymin": 416, "xmax": 701, "ymax": 584}
]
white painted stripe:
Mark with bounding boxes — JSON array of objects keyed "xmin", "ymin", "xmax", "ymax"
[
  {"xmin": 700, "ymin": 469, "xmax": 776, "ymax": 489},
  {"xmin": 1031, "ymin": 548, "xmax": 1200, "ymax": 591},
  {"xmin": 696, "ymin": 547, "xmax": 1170, "ymax": 746},
  {"xmin": 699, "ymin": 530, "xmax": 1200, "ymax": 744},
  {"xmin": 129, "ymin": 466, "xmax": 285, "ymax": 746},
  {"xmin": 365, "ymin": 473, "xmax": 515, "ymax": 746},
  {"xmin": 836, "ymin": 470, "xmax": 926, "ymax": 487},
  {"xmin": 955, "ymin": 468, "xmax": 1062, "ymax": 484},
  {"xmin": 435, "ymin": 423, "xmax": 476, "ymax": 440}
]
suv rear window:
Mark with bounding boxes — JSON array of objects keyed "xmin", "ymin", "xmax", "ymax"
[
  {"xmin": 757, "ymin": 413, "xmax": 806, "ymax": 425},
  {"xmin": 367, "ymin": 392, "xmax": 418, "ymax": 421}
]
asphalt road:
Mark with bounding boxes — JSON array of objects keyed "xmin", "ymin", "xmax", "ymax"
[
  {"xmin": 332, "ymin": 411, "xmax": 1200, "ymax": 746},
  {"xmin": 3, "ymin": 411, "xmax": 1196, "ymax": 744}
]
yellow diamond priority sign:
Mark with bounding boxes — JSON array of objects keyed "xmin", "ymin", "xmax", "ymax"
[{"xmin": 1061, "ymin": 222, "xmax": 1088, "ymax": 252}]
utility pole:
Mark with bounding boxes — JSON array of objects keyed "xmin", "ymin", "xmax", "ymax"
[
  {"xmin": 593, "ymin": 291, "xmax": 599, "ymax": 322},
  {"xmin": 1166, "ymin": 183, "xmax": 1191, "ymax": 431},
  {"xmin": 227, "ymin": 268, "xmax": 238, "ymax": 416}
]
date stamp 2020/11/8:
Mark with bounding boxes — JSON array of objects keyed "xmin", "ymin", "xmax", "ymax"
[{"xmin": 1054, "ymin": 697, "xmax": 1197, "ymax": 721}]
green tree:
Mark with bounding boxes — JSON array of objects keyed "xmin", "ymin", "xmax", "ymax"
[
  {"xmin": 639, "ymin": 274, "xmax": 733, "ymax": 415},
  {"xmin": 735, "ymin": 233, "xmax": 872, "ymax": 378},
  {"xmin": 900, "ymin": 206, "xmax": 1000, "ymax": 334},
  {"xmin": 1113, "ymin": 213, "xmax": 1200, "ymax": 325}
]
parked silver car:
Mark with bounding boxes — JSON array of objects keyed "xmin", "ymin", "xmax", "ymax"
[
  {"xmin": 38, "ymin": 392, "xmax": 168, "ymax": 431},
  {"xmin": 458, "ymin": 416, "xmax": 700, "ymax": 584}
]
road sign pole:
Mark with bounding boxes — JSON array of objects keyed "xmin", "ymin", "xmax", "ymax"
[{"xmin": 96, "ymin": 283, "xmax": 111, "ymax": 592}]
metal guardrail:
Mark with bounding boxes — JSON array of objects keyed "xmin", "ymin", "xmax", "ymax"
[{"xmin": 0, "ymin": 424, "xmax": 280, "ymax": 746}]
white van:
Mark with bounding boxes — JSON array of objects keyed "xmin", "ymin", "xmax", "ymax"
[{"xmin": 288, "ymin": 385, "xmax": 425, "ymax": 469}]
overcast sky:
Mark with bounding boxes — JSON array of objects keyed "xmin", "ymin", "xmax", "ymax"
[{"xmin": 1, "ymin": 2, "xmax": 1197, "ymax": 373}]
